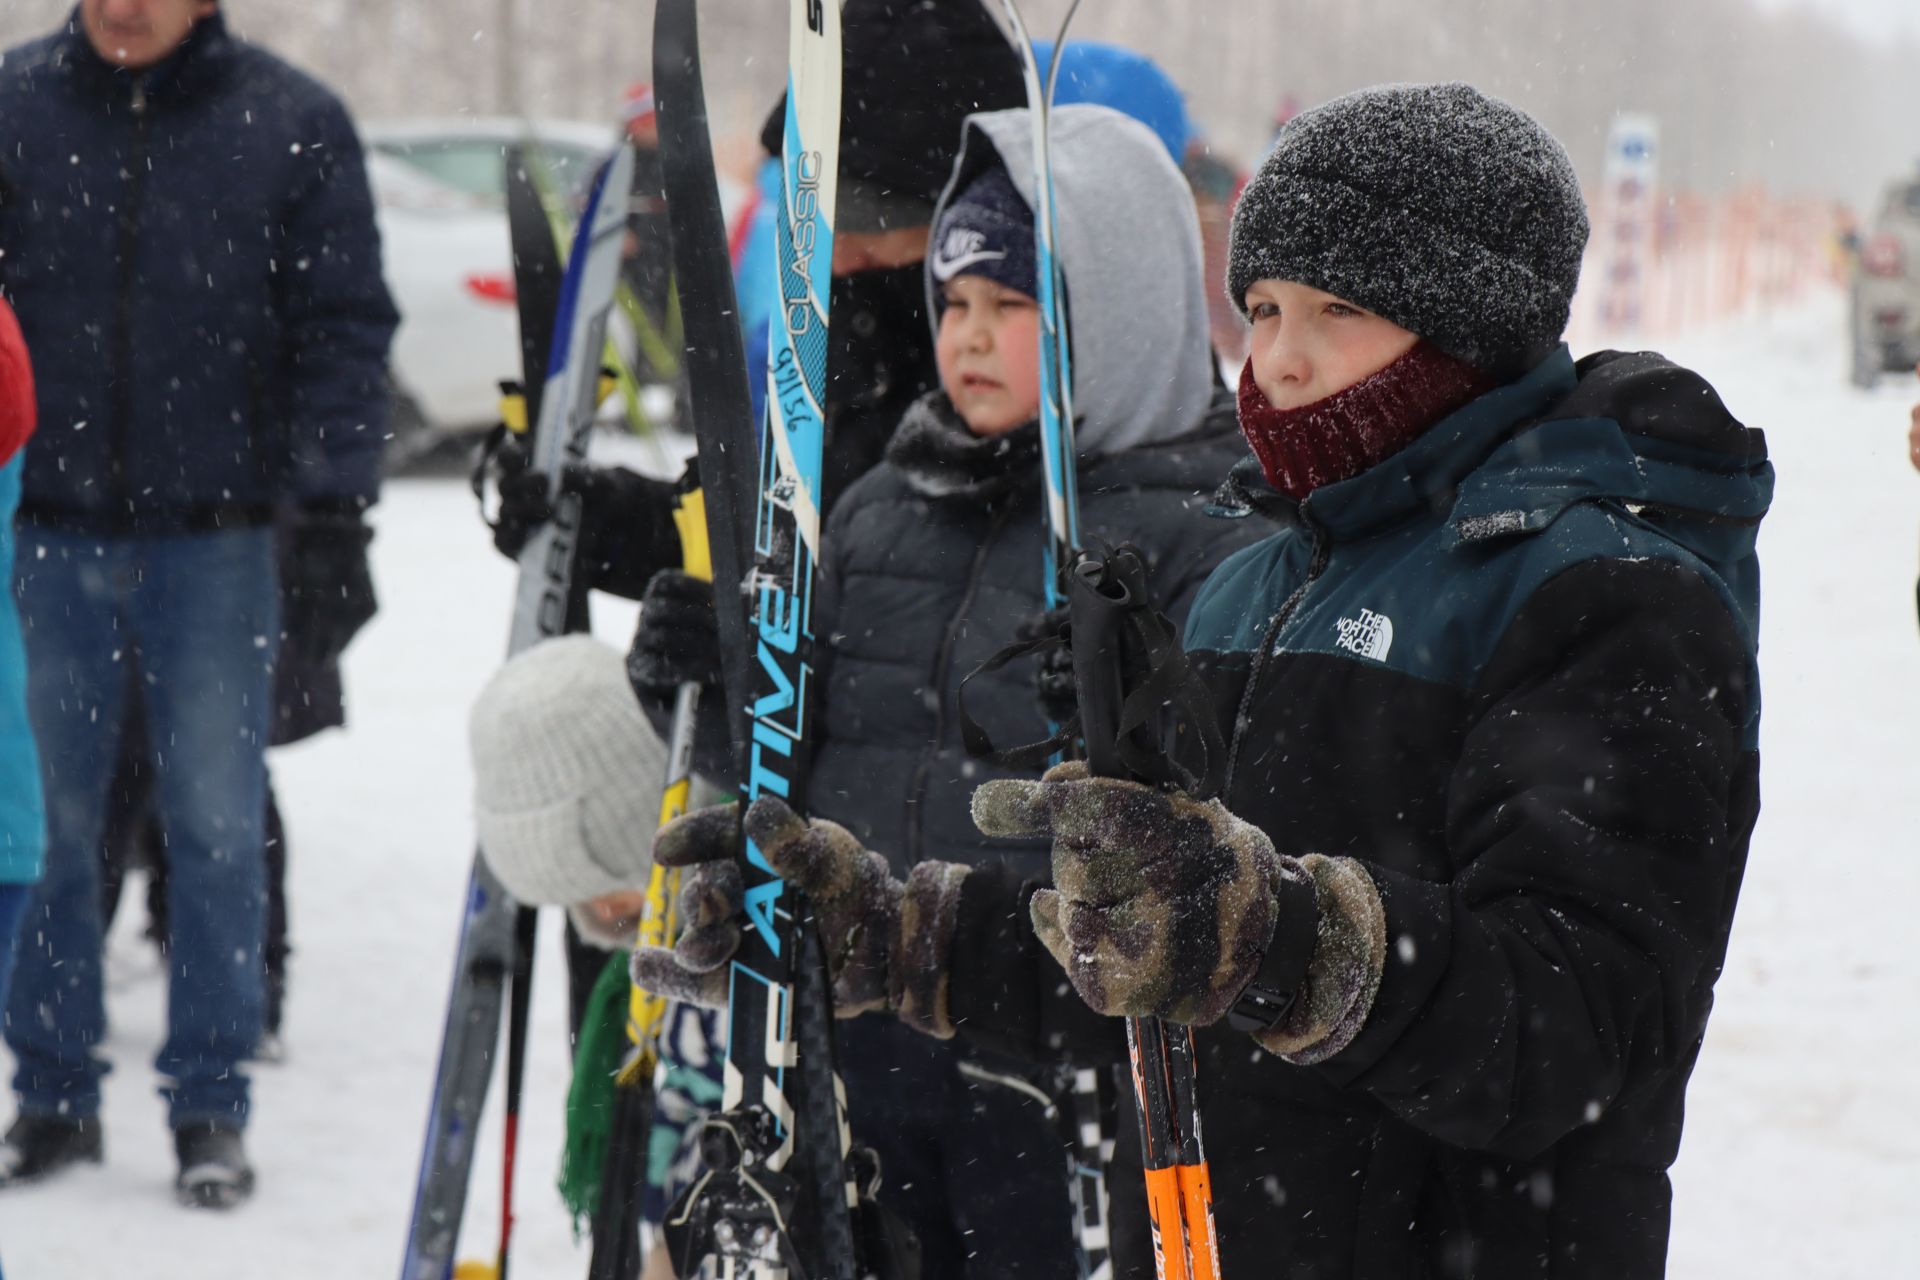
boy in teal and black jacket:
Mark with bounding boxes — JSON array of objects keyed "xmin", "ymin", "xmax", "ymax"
[{"xmin": 636, "ymin": 84, "xmax": 1770, "ymax": 1278}]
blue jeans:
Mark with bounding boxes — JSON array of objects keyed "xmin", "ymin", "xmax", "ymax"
[
  {"xmin": 0, "ymin": 883, "xmax": 22, "ymax": 1280},
  {"xmin": 7, "ymin": 528, "xmax": 276, "ymax": 1129},
  {"xmin": 0, "ymin": 883, "xmax": 28, "ymax": 1026}
]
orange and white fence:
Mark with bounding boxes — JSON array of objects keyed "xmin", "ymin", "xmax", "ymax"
[{"xmin": 1568, "ymin": 187, "xmax": 1848, "ymax": 349}]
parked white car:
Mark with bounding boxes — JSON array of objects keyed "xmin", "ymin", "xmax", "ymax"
[{"xmin": 365, "ymin": 118, "xmax": 616, "ymax": 462}]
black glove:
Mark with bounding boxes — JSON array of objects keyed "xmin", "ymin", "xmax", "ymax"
[
  {"xmin": 488, "ymin": 436, "xmax": 620, "ymax": 563},
  {"xmin": 282, "ymin": 503, "xmax": 377, "ymax": 667},
  {"xmin": 488, "ymin": 439, "xmax": 688, "ymax": 601},
  {"xmin": 1013, "ymin": 606, "xmax": 1077, "ymax": 727},
  {"xmin": 626, "ymin": 570, "xmax": 722, "ymax": 700}
]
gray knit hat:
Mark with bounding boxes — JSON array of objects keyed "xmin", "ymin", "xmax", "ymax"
[
  {"xmin": 1227, "ymin": 82, "xmax": 1589, "ymax": 379},
  {"xmin": 470, "ymin": 635, "xmax": 666, "ymax": 907}
]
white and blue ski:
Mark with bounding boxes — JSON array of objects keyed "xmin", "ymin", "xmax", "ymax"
[
  {"xmin": 657, "ymin": 2, "xmax": 873, "ymax": 1278},
  {"xmin": 400, "ymin": 140, "xmax": 635, "ymax": 1280}
]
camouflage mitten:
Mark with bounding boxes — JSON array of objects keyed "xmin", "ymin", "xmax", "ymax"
[
  {"xmin": 629, "ymin": 797, "xmax": 970, "ymax": 1037},
  {"xmin": 1251, "ymin": 853, "xmax": 1387, "ymax": 1065},
  {"xmin": 626, "ymin": 804, "xmax": 744, "ymax": 1010},
  {"xmin": 972, "ymin": 761, "xmax": 1386, "ymax": 1058}
]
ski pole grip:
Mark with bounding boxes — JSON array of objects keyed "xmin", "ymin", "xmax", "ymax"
[
  {"xmin": 1067, "ymin": 550, "xmax": 1137, "ymax": 781},
  {"xmin": 671, "ymin": 488, "xmax": 714, "ymax": 585}
]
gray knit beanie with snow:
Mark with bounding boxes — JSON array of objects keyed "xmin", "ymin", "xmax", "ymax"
[
  {"xmin": 470, "ymin": 635, "xmax": 666, "ymax": 907},
  {"xmin": 1228, "ymin": 82, "xmax": 1589, "ymax": 380}
]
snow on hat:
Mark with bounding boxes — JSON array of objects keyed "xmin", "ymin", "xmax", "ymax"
[
  {"xmin": 929, "ymin": 164, "xmax": 1037, "ymax": 301},
  {"xmin": 1227, "ymin": 82, "xmax": 1590, "ymax": 379},
  {"xmin": 470, "ymin": 635, "xmax": 665, "ymax": 907}
]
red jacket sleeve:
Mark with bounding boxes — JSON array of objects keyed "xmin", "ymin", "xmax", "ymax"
[{"xmin": 0, "ymin": 297, "xmax": 33, "ymax": 466}]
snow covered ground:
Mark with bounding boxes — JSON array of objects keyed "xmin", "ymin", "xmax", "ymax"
[{"xmin": 3, "ymin": 292, "xmax": 1918, "ymax": 1277}]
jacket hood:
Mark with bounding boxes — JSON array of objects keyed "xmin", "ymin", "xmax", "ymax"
[
  {"xmin": 1445, "ymin": 350, "xmax": 1773, "ymax": 576},
  {"xmin": 927, "ymin": 103, "xmax": 1216, "ymax": 458}
]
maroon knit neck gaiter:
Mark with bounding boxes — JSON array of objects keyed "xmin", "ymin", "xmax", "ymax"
[{"xmin": 1237, "ymin": 341, "xmax": 1496, "ymax": 501}]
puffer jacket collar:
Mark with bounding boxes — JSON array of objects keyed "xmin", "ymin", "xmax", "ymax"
[
  {"xmin": 1207, "ymin": 343, "xmax": 1774, "ymax": 602},
  {"xmin": 890, "ymin": 387, "xmax": 1249, "ymax": 506},
  {"xmin": 51, "ymin": 6, "xmax": 232, "ymax": 105},
  {"xmin": 885, "ymin": 391, "xmax": 1043, "ymax": 503},
  {"xmin": 1207, "ymin": 349, "xmax": 1578, "ymax": 537},
  {"xmin": 1298, "ymin": 345, "xmax": 1579, "ymax": 543}
]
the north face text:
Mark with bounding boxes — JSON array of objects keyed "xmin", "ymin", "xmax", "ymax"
[{"xmin": 1334, "ymin": 608, "xmax": 1394, "ymax": 662}]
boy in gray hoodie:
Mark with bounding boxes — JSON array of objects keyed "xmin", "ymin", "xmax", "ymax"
[{"xmin": 627, "ymin": 103, "xmax": 1266, "ymax": 1276}]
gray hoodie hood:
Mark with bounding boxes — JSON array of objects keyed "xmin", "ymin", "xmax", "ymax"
[{"xmin": 927, "ymin": 103, "xmax": 1215, "ymax": 457}]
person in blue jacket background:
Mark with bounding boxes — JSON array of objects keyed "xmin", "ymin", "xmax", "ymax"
[
  {"xmin": 0, "ymin": 298, "xmax": 45, "ymax": 1047},
  {"xmin": 0, "ymin": 291, "xmax": 43, "ymax": 1280},
  {"xmin": 0, "ymin": 295, "xmax": 41, "ymax": 1280},
  {"xmin": 1031, "ymin": 38, "xmax": 1190, "ymax": 163}
]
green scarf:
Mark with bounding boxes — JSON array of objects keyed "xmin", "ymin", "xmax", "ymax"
[{"xmin": 557, "ymin": 949, "xmax": 638, "ymax": 1234}]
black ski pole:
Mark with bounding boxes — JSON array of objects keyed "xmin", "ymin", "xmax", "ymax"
[
  {"xmin": 496, "ymin": 905, "xmax": 539, "ymax": 1280},
  {"xmin": 1068, "ymin": 550, "xmax": 1223, "ymax": 1280}
]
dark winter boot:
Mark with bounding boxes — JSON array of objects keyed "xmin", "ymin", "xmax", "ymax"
[
  {"xmin": 173, "ymin": 1122, "xmax": 255, "ymax": 1210},
  {"xmin": 0, "ymin": 1114, "xmax": 103, "ymax": 1188},
  {"xmin": 255, "ymin": 965, "xmax": 288, "ymax": 1064}
]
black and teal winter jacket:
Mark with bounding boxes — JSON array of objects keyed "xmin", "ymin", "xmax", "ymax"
[{"xmin": 947, "ymin": 346, "xmax": 1772, "ymax": 1279}]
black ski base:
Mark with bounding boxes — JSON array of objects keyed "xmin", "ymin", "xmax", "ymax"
[{"xmin": 663, "ymin": 1108, "xmax": 921, "ymax": 1280}]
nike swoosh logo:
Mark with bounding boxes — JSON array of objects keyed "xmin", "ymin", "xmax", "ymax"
[{"xmin": 930, "ymin": 246, "xmax": 1008, "ymax": 281}]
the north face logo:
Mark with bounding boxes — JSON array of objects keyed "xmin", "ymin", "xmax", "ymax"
[{"xmin": 1333, "ymin": 608, "xmax": 1394, "ymax": 662}]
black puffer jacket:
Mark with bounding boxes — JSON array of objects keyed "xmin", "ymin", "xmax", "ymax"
[
  {"xmin": 808, "ymin": 101, "xmax": 1243, "ymax": 871},
  {"xmin": 0, "ymin": 12, "xmax": 396, "ymax": 531},
  {"xmin": 808, "ymin": 391, "xmax": 1264, "ymax": 875}
]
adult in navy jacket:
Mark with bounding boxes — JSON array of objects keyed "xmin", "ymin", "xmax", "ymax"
[{"xmin": 0, "ymin": 0, "xmax": 397, "ymax": 1208}]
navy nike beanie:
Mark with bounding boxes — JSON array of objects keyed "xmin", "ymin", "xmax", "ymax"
[
  {"xmin": 929, "ymin": 164, "xmax": 1037, "ymax": 302},
  {"xmin": 1228, "ymin": 82, "xmax": 1590, "ymax": 379}
]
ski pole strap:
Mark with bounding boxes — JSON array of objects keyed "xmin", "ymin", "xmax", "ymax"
[
  {"xmin": 1223, "ymin": 869, "xmax": 1317, "ymax": 1035},
  {"xmin": 957, "ymin": 545, "xmax": 1226, "ymax": 798},
  {"xmin": 956, "ymin": 629, "xmax": 1080, "ymax": 770},
  {"xmin": 1068, "ymin": 546, "xmax": 1226, "ymax": 797},
  {"xmin": 470, "ymin": 418, "xmax": 513, "ymax": 520}
]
